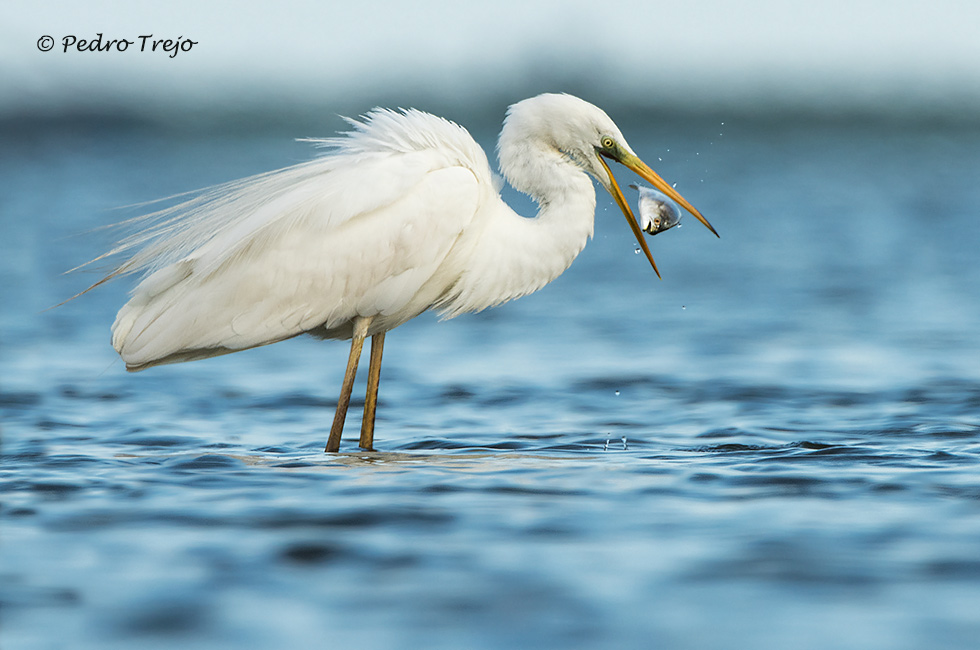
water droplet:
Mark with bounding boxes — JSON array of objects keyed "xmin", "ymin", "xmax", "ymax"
[
  {"xmin": 682, "ymin": 305, "xmax": 687, "ymax": 310},
  {"xmin": 614, "ymin": 390, "xmax": 620, "ymax": 396},
  {"xmin": 621, "ymin": 436, "xmax": 629, "ymax": 450},
  {"xmin": 634, "ymin": 246, "xmax": 641, "ymax": 254},
  {"xmin": 604, "ymin": 437, "xmax": 610, "ymax": 451}
]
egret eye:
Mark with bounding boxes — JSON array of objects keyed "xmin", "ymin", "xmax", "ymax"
[{"xmin": 601, "ymin": 136, "xmax": 615, "ymax": 150}]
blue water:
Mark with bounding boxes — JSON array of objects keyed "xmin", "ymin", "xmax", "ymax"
[{"xmin": 3, "ymin": 107, "xmax": 980, "ymax": 649}]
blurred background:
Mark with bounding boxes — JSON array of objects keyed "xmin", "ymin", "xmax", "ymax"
[
  {"xmin": 3, "ymin": 2, "xmax": 980, "ymax": 649},
  {"xmin": 4, "ymin": 0, "xmax": 980, "ymax": 121}
]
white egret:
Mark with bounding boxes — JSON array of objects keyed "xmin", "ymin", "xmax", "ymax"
[{"xmin": 86, "ymin": 93, "xmax": 719, "ymax": 452}]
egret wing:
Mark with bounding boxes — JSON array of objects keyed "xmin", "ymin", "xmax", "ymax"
[{"xmin": 113, "ymin": 163, "xmax": 481, "ymax": 370}]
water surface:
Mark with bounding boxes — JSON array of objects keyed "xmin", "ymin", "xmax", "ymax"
[{"xmin": 2, "ymin": 109, "xmax": 980, "ymax": 649}]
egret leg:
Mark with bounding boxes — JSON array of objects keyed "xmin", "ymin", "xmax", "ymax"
[
  {"xmin": 359, "ymin": 331, "xmax": 386, "ymax": 451},
  {"xmin": 325, "ymin": 317, "xmax": 372, "ymax": 452}
]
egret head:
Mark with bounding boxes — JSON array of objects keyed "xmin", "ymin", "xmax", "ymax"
[{"xmin": 501, "ymin": 93, "xmax": 719, "ymax": 278}]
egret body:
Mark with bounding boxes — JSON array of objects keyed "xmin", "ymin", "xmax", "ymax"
[{"xmin": 97, "ymin": 93, "xmax": 718, "ymax": 452}]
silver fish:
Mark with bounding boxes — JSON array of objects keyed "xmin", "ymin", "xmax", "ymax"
[{"xmin": 630, "ymin": 184, "xmax": 682, "ymax": 235}]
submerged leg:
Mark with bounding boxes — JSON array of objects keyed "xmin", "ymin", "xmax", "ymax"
[
  {"xmin": 359, "ymin": 331, "xmax": 386, "ymax": 451},
  {"xmin": 325, "ymin": 317, "xmax": 372, "ymax": 453}
]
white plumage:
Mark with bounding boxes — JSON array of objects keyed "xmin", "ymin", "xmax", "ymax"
[{"xmin": 95, "ymin": 93, "xmax": 718, "ymax": 451}]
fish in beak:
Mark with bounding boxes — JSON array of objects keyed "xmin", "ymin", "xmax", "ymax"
[
  {"xmin": 596, "ymin": 144, "xmax": 719, "ymax": 278},
  {"xmin": 630, "ymin": 184, "xmax": 682, "ymax": 235}
]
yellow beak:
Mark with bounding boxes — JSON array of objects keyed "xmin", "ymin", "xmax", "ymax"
[{"xmin": 597, "ymin": 149, "xmax": 719, "ymax": 279}]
